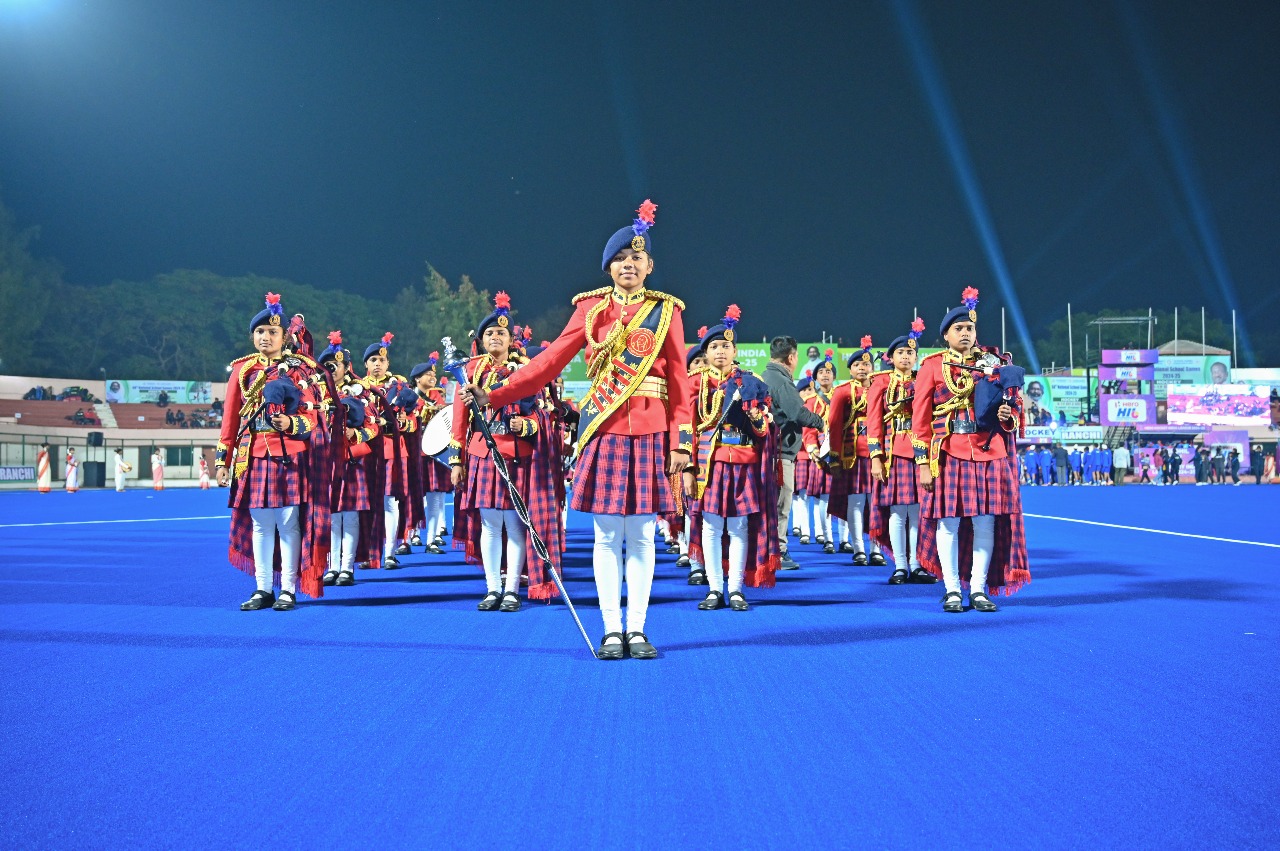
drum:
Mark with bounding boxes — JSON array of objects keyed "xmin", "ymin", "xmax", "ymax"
[{"xmin": 420, "ymin": 406, "xmax": 458, "ymax": 468}]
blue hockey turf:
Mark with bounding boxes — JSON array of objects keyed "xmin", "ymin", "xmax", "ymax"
[{"xmin": 2, "ymin": 485, "xmax": 1278, "ymax": 847}]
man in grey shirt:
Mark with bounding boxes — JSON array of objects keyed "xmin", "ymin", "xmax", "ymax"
[{"xmin": 763, "ymin": 336, "xmax": 826, "ymax": 569}]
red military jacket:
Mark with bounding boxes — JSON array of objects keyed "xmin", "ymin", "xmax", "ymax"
[
  {"xmin": 486, "ymin": 287, "xmax": 693, "ymax": 453},
  {"xmin": 217, "ymin": 352, "xmax": 324, "ymax": 469},
  {"xmin": 827, "ymin": 379, "xmax": 871, "ymax": 467},
  {"xmin": 694, "ymin": 368, "xmax": 768, "ymax": 466},
  {"xmin": 360, "ymin": 373, "xmax": 419, "ymax": 460},
  {"xmin": 450, "ymin": 354, "xmax": 539, "ymax": 461},
  {"xmin": 911, "ymin": 350, "xmax": 1017, "ymax": 475},
  {"xmin": 334, "ymin": 376, "xmax": 381, "ymax": 460},
  {"xmin": 866, "ymin": 369, "xmax": 916, "ymax": 462},
  {"xmin": 801, "ymin": 388, "xmax": 832, "ymax": 461}
]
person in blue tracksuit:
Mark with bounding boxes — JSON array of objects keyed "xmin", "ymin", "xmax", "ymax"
[
  {"xmin": 1024, "ymin": 446, "xmax": 1039, "ymax": 486},
  {"xmin": 1038, "ymin": 445, "xmax": 1054, "ymax": 486},
  {"xmin": 1101, "ymin": 445, "xmax": 1114, "ymax": 485},
  {"xmin": 1068, "ymin": 447, "xmax": 1083, "ymax": 485},
  {"xmin": 1083, "ymin": 445, "xmax": 1096, "ymax": 485}
]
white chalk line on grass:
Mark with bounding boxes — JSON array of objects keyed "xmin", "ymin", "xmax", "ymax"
[
  {"xmin": 0, "ymin": 515, "xmax": 230, "ymax": 529},
  {"xmin": 1024, "ymin": 513, "xmax": 1280, "ymax": 549}
]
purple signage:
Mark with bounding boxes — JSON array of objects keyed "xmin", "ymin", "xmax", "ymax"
[
  {"xmin": 1101, "ymin": 349, "xmax": 1159, "ymax": 366},
  {"xmin": 1099, "ymin": 393, "xmax": 1158, "ymax": 426},
  {"xmin": 1099, "ymin": 364, "xmax": 1156, "ymax": 381}
]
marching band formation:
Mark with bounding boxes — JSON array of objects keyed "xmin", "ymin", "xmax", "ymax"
[{"xmin": 214, "ymin": 200, "xmax": 1031, "ymax": 656}]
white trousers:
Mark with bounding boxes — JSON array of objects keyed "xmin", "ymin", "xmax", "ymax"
[
  {"xmin": 888, "ymin": 504, "xmax": 920, "ymax": 570},
  {"xmin": 479, "ymin": 508, "xmax": 526, "ymax": 594},
  {"xmin": 936, "ymin": 514, "xmax": 995, "ymax": 594},
  {"xmin": 330, "ymin": 510, "xmax": 359, "ymax": 573},
  {"xmin": 844, "ymin": 494, "xmax": 881, "ymax": 554},
  {"xmin": 383, "ymin": 495, "xmax": 401, "ymax": 559},
  {"xmin": 702, "ymin": 512, "xmax": 749, "ymax": 595},
  {"xmin": 834, "ymin": 516, "xmax": 849, "ymax": 546},
  {"xmin": 679, "ymin": 513, "xmax": 690, "ymax": 556},
  {"xmin": 591, "ymin": 514, "xmax": 656, "ymax": 635},
  {"xmin": 250, "ymin": 505, "xmax": 301, "ymax": 594}
]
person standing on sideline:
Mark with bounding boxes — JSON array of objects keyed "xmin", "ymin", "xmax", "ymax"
[
  {"xmin": 1069, "ymin": 445, "xmax": 1083, "ymax": 485},
  {"xmin": 64, "ymin": 448, "xmax": 79, "ymax": 493},
  {"xmin": 199, "ymin": 457, "xmax": 211, "ymax": 489},
  {"xmin": 1112, "ymin": 443, "xmax": 1131, "ymax": 485},
  {"xmin": 37, "ymin": 442, "xmax": 52, "ymax": 493},
  {"xmin": 151, "ymin": 448, "xmax": 165, "ymax": 490},
  {"xmin": 1212, "ymin": 449, "xmax": 1226, "ymax": 484},
  {"xmin": 1229, "ymin": 450, "xmax": 1241, "ymax": 485},
  {"xmin": 114, "ymin": 448, "xmax": 131, "ymax": 492},
  {"xmin": 1250, "ymin": 446, "xmax": 1265, "ymax": 485},
  {"xmin": 762, "ymin": 336, "xmax": 824, "ymax": 571},
  {"xmin": 464, "ymin": 200, "xmax": 693, "ymax": 660},
  {"xmin": 1053, "ymin": 443, "xmax": 1069, "ymax": 486}
]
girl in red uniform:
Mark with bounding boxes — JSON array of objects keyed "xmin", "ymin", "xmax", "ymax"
[{"xmin": 464, "ymin": 201, "xmax": 693, "ymax": 659}]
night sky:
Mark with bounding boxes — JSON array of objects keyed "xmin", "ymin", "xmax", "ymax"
[{"xmin": 1, "ymin": 0, "xmax": 1276, "ymax": 365}]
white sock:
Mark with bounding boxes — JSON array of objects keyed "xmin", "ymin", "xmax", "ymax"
[
  {"xmin": 794, "ymin": 493, "xmax": 810, "ymax": 537},
  {"xmin": 276, "ymin": 505, "xmax": 301, "ymax": 594},
  {"xmin": 889, "ymin": 506, "xmax": 909, "ymax": 569},
  {"xmin": 906, "ymin": 504, "xmax": 921, "ymax": 570},
  {"xmin": 816, "ymin": 495, "xmax": 831, "ymax": 541},
  {"xmin": 339, "ymin": 510, "xmax": 359, "ymax": 572},
  {"xmin": 848, "ymin": 493, "xmax": 867, "ymax": 553},
  {"xmin": 726, "ymin": 515, "xmax": 749, "ymax": 595},
  {"xmin": 383, "ymin": 495, "xmax": 400, "ymax": 560},
  {"xmin": 623, "ymin": 515, "xmax": 656, "ymax": 635},
  {"xmin": 937, "ymin": 516, "xmax": 962, "ymax": 594},
  {"xmin": 971, "ymin": 514, "xmax": 995, "ymax": 592},
  {"xmin": 702, "ymin": 512, "xmax": 725, "ymax": 594},
  {"xmin": 503, "ymin": 508, "xmax": 526, "ymax": 594},
  {"xmin": 592, "ymin": 514, "xmax": 625, "ymax": 636},
  {"xmin": 249, "ymin": 507, "xmax": 277, "ymax": 592},
  {"xmin": 479, "ymin": 508, "xmax": 504, "ymax": 593}
]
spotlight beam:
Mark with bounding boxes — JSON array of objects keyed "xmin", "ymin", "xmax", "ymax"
[{"xmin": 890, "ymin": 0, "xmax": 1040, "ymax": 372}]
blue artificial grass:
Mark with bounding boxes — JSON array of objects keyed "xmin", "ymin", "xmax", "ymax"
[{"xmin": 1, "ymin": 485, "xmax": 1277, "ymax": 848}]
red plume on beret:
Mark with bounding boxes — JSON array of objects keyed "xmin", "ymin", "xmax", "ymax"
[
  {"xmin": 860, "ymin": 335, "xmax": 873, "ymax": 349},
  {"xmin": 381, "ymin": 332, "xmax": 394, "ymax": 345},
  {"xmin": 825, "ymin": 348, "xmax": 834, "ymax": 357},
  {"xmin": 328, "ymin": 330, "xmax": 343, "ymax": 346},
  {"xmin": 636, "ymin": 199, "xmax": 658, "ymax": 225},
  {"xmin": 494, "ymin": 291, "xmax": 511, "ymax": 310},
  {"xmin": 911, "ymin": 317, "xmax": 926, "ymax": 334},
  {"xmin": 264, "ymin": 292, "xmax": 281, "ymax": 306},
  {"xmin": 725, "ymin": 304, "xmax": 742, "ymax": 321},
  {"xmin": 697, "ymin": 325, "xmax": 708, "ymax": 338}
]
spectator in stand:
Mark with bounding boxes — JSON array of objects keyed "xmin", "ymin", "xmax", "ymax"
[
  {"xmin": 157, "ymin": 389, "xmax": 170, "ymax": 408},
  {"xmin": 1250, "ymin": 445, "xmax": 1266, "ymax": 485},
  {"xmin": 165, "ymin": 409, "xmax": 176, "ymax": 425},
  {"xmin": 1112, "ymin": 443, "xmax": 1131, "ymax": 485},
  {"xmin": 1229, "ymin": 450, "xmax": 1241, "ymax": 485},
  {"xmin": 211, "ymin": 399, "xmax": 224, "ymax": 414}
]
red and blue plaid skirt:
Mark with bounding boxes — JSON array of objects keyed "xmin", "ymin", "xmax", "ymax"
[
  {"xmin": 799, "ymin": 458, "xmax": 831, "ymax": 497},
  {"xmin": 459, "ymin": 451, "xmax": 530, "ymax": 511},
  {"xmin": 875, "ymin": 456, "xmax": 921, "ymax": 507},
  {"xmin": 335, "ymin": 459, "xmax": 375, "ymax": 513},
  {"xmin": 232, "ymin": 453, "xmax": 309, "ymax": 510},
  {"xmin": 829, "ymin": 455, "xmax": 875, "ymax": 504},
  {"xmin": 571, "ymin": 431, "xmax": 673, "ymax": 515},
  {"xmin": 701, "ymin": 460, "xmax": 763, "ymax": 518},
  {"xmin": 421, "ymin": 456, "xmax": 453, "ymax": 493},
  {"xmin": 921, "ymin": 453, "xmax": 1020, "ymax": 519}
]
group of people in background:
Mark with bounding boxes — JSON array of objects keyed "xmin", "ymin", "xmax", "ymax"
[{"xmin": 1018, "ymin": 440, "xmax": 1275, "ymax": 486}]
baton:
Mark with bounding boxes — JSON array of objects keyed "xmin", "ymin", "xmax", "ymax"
[{"xmin": 444, "ymin": 339, "xmax": 598, "ymax": 660}]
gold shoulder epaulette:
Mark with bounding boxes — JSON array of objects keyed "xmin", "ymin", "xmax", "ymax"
[
  {"xmin": 871, "ymin": 368, "xmax": 893, "ymax": 378},
  {"xmin": 644, "ymin": 288, "xmax": 686, "ymax": 310},
  {"xmin": 571, "ymin": 286, "xmax": 612, "ymax": 305},
  {"xmin": 293, "ymin": 353, "xmax": 318, "ymax": 368},
  {"xmin": 919, "ymin": 350, "xmax": 945, "ymax": 364},
  {"xmin": 229, "ymin": 353, "xmax": 259, "ymax": 368}
]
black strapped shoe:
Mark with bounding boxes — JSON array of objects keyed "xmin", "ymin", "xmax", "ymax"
[
  {"xmin": 888, "ymin": 568, "xmax": 909, "ymax": 585},
  {"xmin": 687, "ymin": 568, "xmax": 708, "ymax": 586},
  {"xmin": 322, "ymin": 571, "xmax": 339, "ymax": 586},
  {"xmin": 728, "ymin": 591, "xmax": 750, "ymax": 611},
  {"xmin": 942, "ymin": 591, "xmax": 964, "ymax": 613},
  {"xmin": 477, "ymin": 591, "xmax": 502, "ymax": 611},
  {"xmin": 625, "ymin": 632, "xmax": 658, "ymax": 659},
  {"xmin": 598, "ymin": 632, "xmax": 626, "ymax": 660},
  {"xmin": 852, "ymin": 552, "xmax": 868, "ymax": 567},
  {"xmin": 240, "ymin": 590, "xmax": 275, "ymax": 611},
  {"xmin": 410, "ymin": 534, "xmax": 423, "ymax": 547},
  {"xmin": 838, "ymin": 541, "xmax": 855, "ymax": 554},
  {"xmin": 336, "ymin": 571, "xmax": 355, "ymax": 586},
  {"xmin": 395, "ymin": 543, "xmax": 412, "ymax": 556},
  {"xmin": 908, "ymin": 567, "xmax": 938, "ymax": 584},
  {"xmin": 970, "ymin": 591, "xmax": 999, "ymax": 612},
  {"xmin": 823, "ymin": 542, "xmax": 835, "ymax": 554},
  {"xmin": 665, "ymin": 542, "xmax": 680, "ymax": 554},
  {"xmin": 384, "ymin": 555, "xmax": 401, "ymax": 570},
  {"xmin": 799, "ymin": 535, "xmax": 810, "ymax": 545},
  {"xmin": 698, "ymin": 591, "xmax": 725, "ymax": 610},
  {"xmin": 676, "ymin": 555, "xmax": 692, "ymax": 569},
  {"xmin": 272, "ymin": 591, "xmax": 296, "ymax": 611},
  {"xmin": 868, "ymin": 552, "xmax": 887, "ymax": 567},
  {"xmin": 427, "ymin": 543, "xmax": 445, "ymax": 555},
  {"xmin": 499, "ymin": 592, "xmax": 521, "ymax": 612}
]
